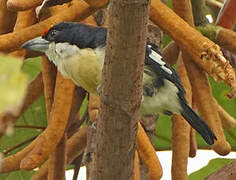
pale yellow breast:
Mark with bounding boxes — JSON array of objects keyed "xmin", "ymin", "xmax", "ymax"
[{"xmin": 64, "ymin": 48, "xmax": 104, "ymax": 94}]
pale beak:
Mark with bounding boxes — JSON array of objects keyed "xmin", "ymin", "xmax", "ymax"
[{"xmin": 21, "ymin": 37, "xmax": 49, "ymax": 53}]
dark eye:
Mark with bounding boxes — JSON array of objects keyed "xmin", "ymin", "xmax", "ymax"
[
  {"xmin": 46, "ymin": 29, "xmax": 58, "ymax": 41},
  {"xmin": 50, "ymin": 30, "xmax": 57, "ymax": 37}
]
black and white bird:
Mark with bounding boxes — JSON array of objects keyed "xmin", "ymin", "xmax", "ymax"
[{"xmin": 22, "ymin": 22, "xmax": 216, "ymax": 145}]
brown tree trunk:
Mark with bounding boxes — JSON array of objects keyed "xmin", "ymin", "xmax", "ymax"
[{"xmin": 92, "ymin": 0, "xmax": 150, "ymax": 179}]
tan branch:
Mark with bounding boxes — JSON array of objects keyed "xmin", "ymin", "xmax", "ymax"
[
  {"xmin": 133, "ymin": 150, "xmax": 140, "ymax": 180},
  {"xmin": 137, "ymin": 123, "xmax": 163, "ymax": 180},
  {"xmin": 189, "ymin": 128, "xmax": 197, "ymax": 157},
  {"xmin": 41, "ymin": 56, "xmax": 57, "ymax": 120},
  {"xmin": 89, "ymin": 94, "xmax": 100, "ymax": 122},
  {"xmin": 213, "ymin": 98, "xmax": 236, "ymax": 130},
  {"xmin": 150, "ymin": 0, "xmax": 236, "ymax": 93},
  {"xmin": 20, "ymin": 73, "xmax": 75, "ymax": 170},
  {"xmin": 48, "ymin": 134, "xmax": 67, "ymax": 180},
  {"xmin": 0, "ymin": 0, "xmax": 17, "ymax": 34},
  {"xmin": 7, "ymin": 0, "xmax": 43, "ymax": 11},
  {"xmin": 0, "ymin": 0, "xmax": 96, "ymax": 52},
  {"xmin": 10, "ymin": 9, "xmax": 37, "ymax": 58},
  {"xmin": 162, "ymin": 41, "xmax": 180, "ymax": 66},
  {"xmin": 0, "ymin": 136, "xmax": 38, "ymax": 173},
  {"xmin": 31, "ymin": 126, "xmax": 88, "ymax": 180},
  {"xmin": 171, "ymin": 115, "xmax": 190, "ymax": 180},
  {"xmin": 171, "ymin": 49, "xmax": 192, "ymax": 180}
]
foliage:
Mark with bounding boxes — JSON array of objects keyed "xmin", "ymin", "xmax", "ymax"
[
  {"xmin": 0, "ymin": 55, "xmax": 28, "ymax": 116},
  {"xmin": 0, "ymin": 57, "xmax": 44, "ymax": 180},
  {"xmin": 188, "ymin": 158, "xmax": 233, "ymax": 179}
]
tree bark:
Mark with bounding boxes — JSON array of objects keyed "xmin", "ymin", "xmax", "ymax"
[
  {"xmin": 205, "ymin": 160, "xmax": 236, "ymax": 180},
  {"xmin": 93, "ymin": 0, "xmax": 150, "ymax": 179}
]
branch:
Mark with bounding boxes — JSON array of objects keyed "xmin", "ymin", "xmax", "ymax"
[
  {"xmin": 137, "ymin": 123, "xmax": 163, "ymax": 180},
  {"xmin": 150, "ymin": 0, "xmax": 236, "ymax": 95},
  {"xmin": 216, "ymin": 0, "xmax": 236, "ymax": 29},
  {"xmin": 0, "ymin": 0, "xmax": 97, "ymax": 52},
  {"xmin": 88, "ymin": 94, "xmax": 100, "ymax": 122},
  {"xmin": 162, "ymin": 41, "xmax": 180, "ymax": 65},
  {"xmin": 0, "ymin": 136, "xmax": 38, "ymax": 173},
  {"xmin": 31, "ymin": 126, "xmax": 88, "ymax": 180},
  {"xmin": 213, "ymin": 98, "xmax": 236, "ymax": 130},
  {"xmin": 41, "ymin": 55, "xmax": 57, "ymax": 120},
  {"xmin": 0, "ymin": 0, "xmax": 17, "ymax": 34},
  {"xmin": 189, "ymin": 127, "xmax": 197, "ymax": 157},
  {"xmin": 198, "ymin": 24, "xmax": 236, "ymax": 54},
  {"xmin": 20, "ymin": 73, "xmax": 75, "ymax": 170},
  {"xmin": 133, "ymin": 150, "xmax": 140, "ymax": 180},
  {"xmin": 172, "ymin": 0, "xmax": 230, "ymax": 156},
  {"xmin": 94, "ymin": 0, "xmax": 150, "ymax": 179},
  {"xmin": 10, "ymin": 9, "xmax": 37, "ymax": 58},
  {"xmin": 7, "ymin": 0, "xmax": 43, "ymax": 11},
  {"xmin": 48, "ymin": 134, "xmax": 67, "ymax": 180}
]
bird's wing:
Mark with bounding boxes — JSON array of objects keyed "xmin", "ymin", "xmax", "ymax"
[{"xmin": 145, "ymin": 42, "xmax": 186, "ymax": 100}]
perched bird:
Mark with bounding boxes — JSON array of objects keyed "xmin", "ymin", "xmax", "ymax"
[{"xmin": 22, "ymin": 22, "xmax": 216, "ymax": 145}]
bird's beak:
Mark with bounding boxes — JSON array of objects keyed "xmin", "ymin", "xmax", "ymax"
[{"xmin": 21, "ymin": 37, "xmax": 49, "ymax": 53}]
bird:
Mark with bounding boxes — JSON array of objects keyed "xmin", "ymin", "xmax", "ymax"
[{"xmin": 22, "ymin": 22, "xmax": 216, "ymax": 145}]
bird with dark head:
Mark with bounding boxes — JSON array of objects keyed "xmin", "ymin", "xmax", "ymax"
[{"xmin": 22, "ymin": 22, "xmax": 217, "ymax": 145}]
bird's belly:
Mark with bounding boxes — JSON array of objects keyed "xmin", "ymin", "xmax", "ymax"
[
  {"xmin": 140, "ymin": 80, "xmax": 182, "ymax": 115},
  {"xmin": 62, "ymin": 53, "xmax": 102, "ymax": 94}
]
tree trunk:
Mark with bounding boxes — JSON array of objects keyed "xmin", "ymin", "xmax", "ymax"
[{"xmin": 92, "ymin": 0, "xmax": 150, "ymax": 179}]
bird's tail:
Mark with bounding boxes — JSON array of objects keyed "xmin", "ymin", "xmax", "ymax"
[{"xmin": 181, "ymin": 103, "xmax": 216, "ymax": 145}]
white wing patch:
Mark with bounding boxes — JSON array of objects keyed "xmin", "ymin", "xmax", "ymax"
[
  {"xmin": 161, "ymin": 66, "xmax": 172, "ymax": 75},
  {"xmin": 148, "ymin": 48, "xmax": 173, "ymax": 75},
  {"xmin": 149, "ymin": 48, "xmax": 165, "ymax": 66}
]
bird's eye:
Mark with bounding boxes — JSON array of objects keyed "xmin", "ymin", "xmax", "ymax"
[{"xmin": 50, "ymin": 30, "xmax": 57, "ymax": 37}]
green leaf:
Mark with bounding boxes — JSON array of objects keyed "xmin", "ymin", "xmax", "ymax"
[
  {"xmin": 0, "ymin": 55, "xmax": 28, "ymax": 116},
  {"xmin": 0, "ymin": 170, "xmax": 35, "ymax": 180},
  {"xmin": 188, "ymin": 158, "xmax": 234, "ymax": 180},
  {"xmin": 22, "ymin": 57, "xmax": 42, "ymax": 81},
  {"xmin": 0, "ymin": 57, "xmax": 44, "ymax": 179}
]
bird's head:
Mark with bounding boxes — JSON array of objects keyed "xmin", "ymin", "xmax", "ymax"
[
  {"xmin": 21, "ymin": 22, "xmax": 107, "ymax": 53},
  {"xmin": 21, "ymin": 22, "xmax": 78, "ymax": 53}
]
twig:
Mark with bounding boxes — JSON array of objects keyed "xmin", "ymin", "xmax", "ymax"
[{"xmin": 72, "ymin": 153, "xmax": 83, "ymax": 180}]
